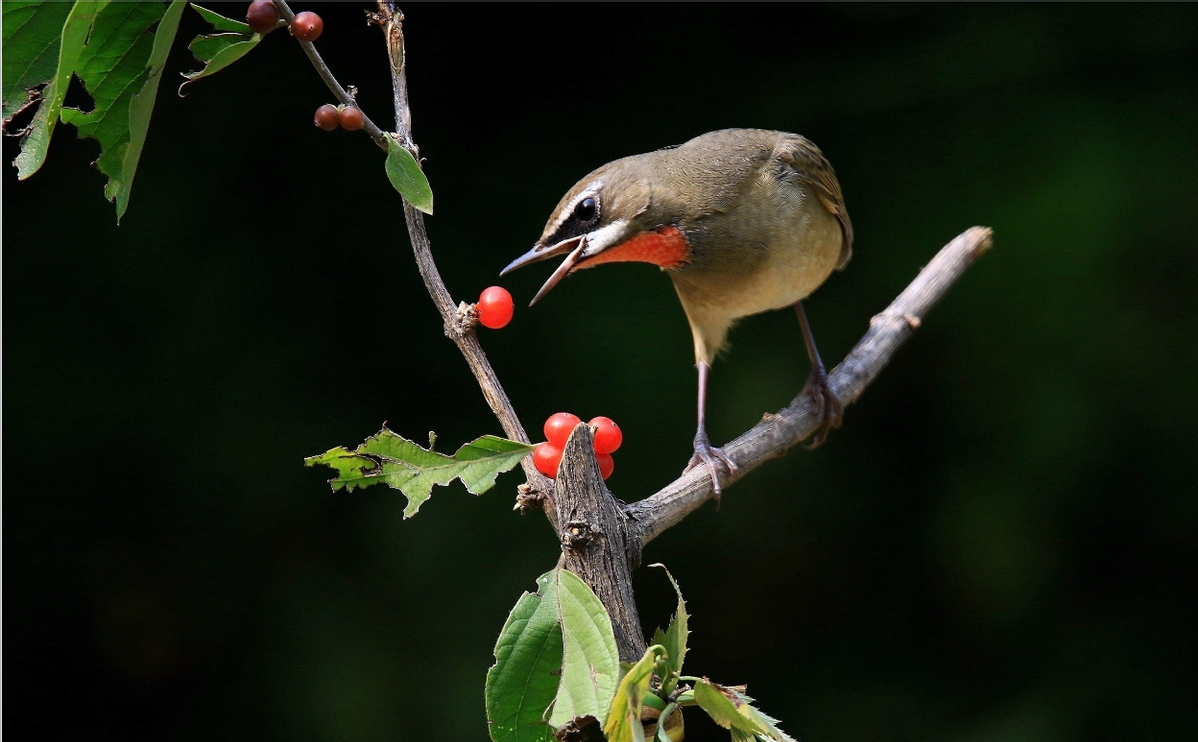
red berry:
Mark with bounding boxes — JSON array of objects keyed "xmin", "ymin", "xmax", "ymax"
[
  {"xmin": 589, "ymin": 416, "xmax": 623, "ymax": 454},
  {"xmin": 596, "ymin": 452, "xmax": 614, "ymax": 480},
  {"xmin": 544, "ymin": 413, "xmax": 581, "ymax": 448},
  {"xmin": 246, "ymin": 0, "xmax": 279, "ymax": 35},
  {"xmin": 533, "ymin": 442, "xmax": 562, "ymax": 479},
  {"xmin": 477, "ymin": 286, "xmax": 514, "ymax": 329},
  {"xmin": 314, "ymin": 104, "xmax": 339, "ymax": 131},
  {"xmin": 339, "ymin": 106, "xmax": 364, "ymax": 131},
  {"xmin": 291, "ymin": 10, "xmax": 323, "ymax": 42}
]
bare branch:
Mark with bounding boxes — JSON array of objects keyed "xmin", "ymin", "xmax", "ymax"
[{"xmin": 626, "ymin": 226, "xmax": 994, "ymax": 546}]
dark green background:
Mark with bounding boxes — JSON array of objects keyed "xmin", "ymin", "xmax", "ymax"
[{"xmin": 5, "ymin": 3, "xmax": 1197, "ymax": 740}]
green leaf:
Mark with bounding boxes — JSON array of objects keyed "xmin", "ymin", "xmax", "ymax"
[
  {"xmin": 1, "ymin": 1, "xmax": 72, "ymax": 121},
  {"xmin": 603, "ymin": 645, "xmax": 665, "ymax": 742},
  {"xmin": 486, "ymin": 571, "xmax": 564, "ymax": 742},
  {"xmin": 693, "ymin": 680, "xmax": 795, "ymax": 742},
  {"xmin": 58, "ymin": 0, "xmax": 185, "ymax": 221},
  {"xmin": 385, "ymin": 137, "xmax": 434, "ymax": 214},
  {"xmin": 9, "ymin": 2, "xmax": 104, "ymax": 179},
  {"xmin": 189, "ymin": 3, "xmax": 251, "ymax": 33},
  {"xmin": 548, "ymin": 569, "xmax": 620, "ymax": 729},
  {"xmin": 649, "ymin": 564, "xmax": 689, "ymax": 688},
  {"xmin": 304, "ymin": 426, "xmax": 533, "ymax": 517},
  {"xmin": 180, "ymin": 4, "xmax": 262, "ymax": 90}
]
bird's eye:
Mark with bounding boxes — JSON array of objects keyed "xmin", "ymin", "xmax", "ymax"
[{"xmin": 575, "ymin": 197, "xmax": 597, "ymax": 223}]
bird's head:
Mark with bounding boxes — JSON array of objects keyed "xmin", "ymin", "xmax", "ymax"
[{"xmin": 501, "ymin": 158, "xmax": 692, "ymax": 305}]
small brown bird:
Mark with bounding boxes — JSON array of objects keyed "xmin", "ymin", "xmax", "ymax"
[{"xmin": 503, "ymin": 129, "xmax": 853, "ymax": 495}]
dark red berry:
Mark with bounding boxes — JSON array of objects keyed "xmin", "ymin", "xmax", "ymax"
[
  {"xmin": 314, "ymin": 104, "xmax": 339, "ymax": 131},
  {"xmin": 544, "ymin": 413, "xmax": 581, "ymax": 448},
  {"xmin": 477, "ymin": 286, "xmax": 514, "ymax": 329},
  {"xmin": 246, "ymin": 1, "xmax": 279, "ymax": 35},
  {"xmin": 247, "ymin": 0, "xmax": 279, "ymax": 34},
  {"xmin": 596, "ymin": 452, "xmax": 614, "ymax": 480},
  {"xmin": 291, "ymin": 11, "xmax": 323, "ymax": 42},
  {"xmin": 589, "ymin": 416, "xmax": 622, "ymax": 454},
  {"xmin": 533, "ymin": 442, "xmax": 562, "ymax": 479},
  {"xmin": 339, "ymin": 106, "xmax": 364, "ymax": 131}
]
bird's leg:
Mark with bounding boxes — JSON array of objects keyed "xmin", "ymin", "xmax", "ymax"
[
  {"xmin": 684, "ymin": 360, "xmax": 738, "ymax": 498},
  {"xmin": 796, "ymin": 301, "xmax": 843, "ymax": 448}
]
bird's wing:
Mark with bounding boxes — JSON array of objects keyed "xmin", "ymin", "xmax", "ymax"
[{"xmin": 775, "ymin": 137, "xmax": 854, "ymax": 270}]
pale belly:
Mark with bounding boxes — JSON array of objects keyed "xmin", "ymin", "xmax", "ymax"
[{"xmin": 671, "ymin": 212, "xmax": 843, "ymax": 363}]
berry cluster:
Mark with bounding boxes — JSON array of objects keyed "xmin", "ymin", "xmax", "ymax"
[
  {"xmin": 246, "ymin": 2, "xmax": 323, "ymax": 41},
  {"xmin": 314, "ymin": 104, "xmax": 364, "ymax": 131},
  {"xmin": 534, "ymin": 413, "xmax": 622, "ymax": 480}
]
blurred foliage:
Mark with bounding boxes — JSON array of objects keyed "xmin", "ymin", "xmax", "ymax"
[{"xmin": 4, "ymin": 4, "xmax": 1196, "ymax": 741}]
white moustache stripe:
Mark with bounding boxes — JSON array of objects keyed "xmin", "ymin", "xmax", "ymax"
[{"xmin": 581, "ymin": 219, "xmax": 629, "ymax": 257}]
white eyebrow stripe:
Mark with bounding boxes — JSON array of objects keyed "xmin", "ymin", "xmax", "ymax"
[{"xmin": 545, "ymin": 182, "xmax": 602, "ymax": 238}]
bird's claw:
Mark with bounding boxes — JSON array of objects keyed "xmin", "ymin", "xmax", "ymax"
[
  {"xmin": 803, "ymin": 367, "xmax": 843, "ymax": 449},
  {"xmin": 684, "ymin": 438, "xmax": 738, "ymax": 500}
]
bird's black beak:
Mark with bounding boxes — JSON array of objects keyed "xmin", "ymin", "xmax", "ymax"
[{"xmin": 500, "ymin": 235, "xmax": 587, "ymax": 306}]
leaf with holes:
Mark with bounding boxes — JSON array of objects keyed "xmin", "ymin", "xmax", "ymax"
[
  {"xmin": 4, "ymin": 2, "xmax": 104, "ymax": 179},
  {"xmin": 304, "ymin": 426, "xmax": 533, "ymax": 517},
  {"xmin": 486, "ymin": 570, "xmax": 564, "ymax": 742},
  {"xmin": 56, "ymin": 0, "xmax": 186, "ymax": 221}
]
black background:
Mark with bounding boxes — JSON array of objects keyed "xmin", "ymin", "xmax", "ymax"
[{"xmin": 5, "ymin": 3, "xmax": 1197, "ymax": 740}]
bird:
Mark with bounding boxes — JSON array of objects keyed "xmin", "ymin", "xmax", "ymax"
[{"xmin": 502, "ymin": 128, "xmax": 853, "ymax": 496}]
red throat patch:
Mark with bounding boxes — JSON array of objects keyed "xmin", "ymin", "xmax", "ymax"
[{"xmin": 577, "ymin": 226, "xmax": 691, "ymax": 270}]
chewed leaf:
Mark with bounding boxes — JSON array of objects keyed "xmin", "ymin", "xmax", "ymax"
[
  {"xmin": 6, "ymin": 1, "xmax": 102, "ymax": 179},
  {"xmin": 385, "ymin": 137, "xmax": 434, "ymax": 214},
  {"xmin": 305, "ymin": 426, "xmax": 533, "ymax": 517},
  {"xmin": 1, "ymin": 1, "xmax": 72, "ymax": 121},
  {"xmin": 180, "ymin": 4, "xmax": 262, "ymax": 90}
]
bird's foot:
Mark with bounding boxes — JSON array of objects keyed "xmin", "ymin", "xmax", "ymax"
[
  {"xmin": 684, "ymin": 436, "xmax": 738, "ymax": 500},
  {"xmin": 803, "ymin": 366, "xmax": 843, "ymax": 449}
]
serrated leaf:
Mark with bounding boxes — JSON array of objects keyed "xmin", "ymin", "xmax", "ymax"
[
  {"xmin": 385, "ymin": 137, "xmax": 433, "ymax": 214},
  {"xmin": 180, "ymin": 4, "xmax": 262, "ymax": 90},
  {"xmin": 8, "ymin": 1, "xmax": 104, "ymax": 179},
  {"xmin": 649, "ymin": 563, "xmax": 689, "ymax": 683},
  {"xmin": 694, "ymin": 680, "xmax": 795, "ymax": 742},
  {"xmin": 2, "ymin": 1, "xmax": 72, "ymax": 121},
  {"xmin": 304, "ymin": 426, "xmax": 533, "ymax": 517},
  {"xmin": 548, "ymin": 569, "xmax": 620, "ymax": 729},
  {"xmin": 486, "ymin": 570, "xmax": 564, "ymax": 742},
  {"xmin": 603, "ymin": 645, "xmax": 665, "ymax": 742},
  {"xmin": 58, "ymin": 0, "xmax": 185, "ymax": 221}
]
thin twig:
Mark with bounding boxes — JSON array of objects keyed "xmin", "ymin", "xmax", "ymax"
[
  {"xmin": 273, "ymin": 1, "xmax": 389, "ymax": 151},
  {"xmin": 278, "ymin": 1, "xmax": 552, "ymax": 503},
  {"xmin": 369, "ymin": 3, "xmax": 554, "ymax": 503},
  {"xmin": 626, "ymin": 226, "xmax": 994, "ymax": 546}
]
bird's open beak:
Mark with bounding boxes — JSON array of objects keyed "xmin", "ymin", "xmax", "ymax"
[{"xmin": 500, "ymin": 235, "xmax": 588, "ymax": 305}]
